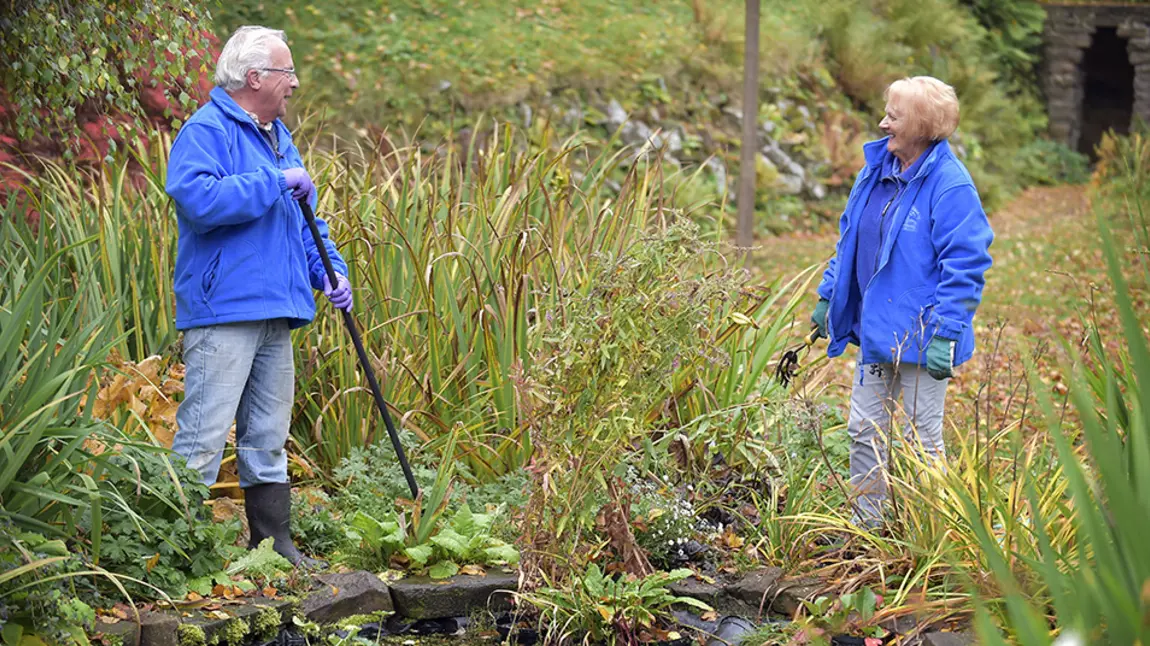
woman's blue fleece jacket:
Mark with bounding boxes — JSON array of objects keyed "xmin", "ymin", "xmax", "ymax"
[
  {"xmin": 166, "ymin": 87, "xmax": 347, "ymax": 331},
  {"xmin": 816, "ymin": 137, "xmax": 994, "ymax": 368}
]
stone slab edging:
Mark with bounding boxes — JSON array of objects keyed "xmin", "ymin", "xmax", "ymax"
[
  {"xmin": 89, "ymin": 569, "xmax": 518, "ymax": 646},
  {"xmin": 90, "ymin": 567, "xmax": 974, "ymax": 646}
]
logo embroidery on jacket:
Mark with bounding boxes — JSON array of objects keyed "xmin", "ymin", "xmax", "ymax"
[{"xmin": 903, "ymin": 206, "xmax": 920, "ymax": 232}]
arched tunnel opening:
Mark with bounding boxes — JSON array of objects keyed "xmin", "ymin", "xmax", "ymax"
[{"xmin": 1079, "ymin": 26, "xmax": 1135, "ymax": 159}]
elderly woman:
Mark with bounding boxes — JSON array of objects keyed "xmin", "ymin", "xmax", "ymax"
[{"xmin": 809, "ymin": 76, "xmax": 994, "ymax": 527}]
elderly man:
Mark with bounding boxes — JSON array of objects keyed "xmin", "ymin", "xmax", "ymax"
[{"xmin": 166, "ymin": 26, "xmax": 352, "ymax": 568}]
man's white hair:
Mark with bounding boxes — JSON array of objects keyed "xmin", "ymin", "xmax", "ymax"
[{"xmin": 214, "ymin": 26, "xmax": 288, "ymax": 92}]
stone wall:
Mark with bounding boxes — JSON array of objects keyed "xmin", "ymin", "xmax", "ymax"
[{"xmin": 1043, "ymin": 3, "xmax": 1150, "ymax": 149}]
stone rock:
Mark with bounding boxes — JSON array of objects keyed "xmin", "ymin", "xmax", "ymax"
[
  {"xmin": 669, "ymin": 577, "xmax": 724, "ymax": 606},
  {"xmin": 775, "ymin": 173, "xmax": 805, "ymax": 195},
  {"xmin": 922, "ymin": 632, "xmax": 976, "ymax": 646},
  {"xmin": 303, "ymin": 571, "xmax": 394, "ymax": 625},
  {"xmin": 726, "ymin": 567, "xmax": 784, "ymax": 613},
  {"xmin": 725, "ymin": 568, "xmax": 820, "ymax": 616},
  {"xmin": 563, "ymin": 106, "xmax": 584, "ymax": 127},
  {"xmin": 90, "ymin": 611, "xmax": 179, "ymax": 646},
  {"xmin": 1132, "ymin": 49, "xmax": 1150, "ymax": 66},
  {"xmin": 806, "ymin": 180, "xmax": 828, "ymax": 200},
  {"xmin": 705, "ymin": 157, "xmax": 728, "ymax": 200},
  {"xmin": 621, "ymin": 120, "xmax": 663, "ymax": 150},
  {"xmin": 670, "ymin": 578, "xmax": 755, "ymax": 618},
  {"xmin": 770, "ymin": 577, "xmax": 821, "ymax": 616},
  {"xmin": 606, "ymin": 99, "xmax": 628, "ymax": 129},
  {"xmin": 664, "ymin": 129, "xmax": 683, "ymax": 154},
  {"xmin": 762, "ymin": 139, "xmax": 805, "ymax": 180},
  {"xmin": 389, "ymin": 571, "xmax": 518, "ymax": 619}
]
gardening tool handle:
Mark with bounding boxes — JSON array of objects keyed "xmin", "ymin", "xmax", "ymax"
[
  {"xmin": 298, "ymin": 198, "xmax": 420, "ymax": 500},
  {"xmin": 805, "ymin": 326, "xmax": 820, "ymax": 346}
]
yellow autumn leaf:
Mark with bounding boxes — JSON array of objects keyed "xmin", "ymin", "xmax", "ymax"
[
  {"xmin": 596, "ymin": 605, "xmax": 614, "ymax": 622},
  {"xmin": 728, "ymin": 312, "xmax": 759, "ymax": 328},
  {"xmin": 145, "ymin": 552, "xmax": 160, "ymax": 573}
]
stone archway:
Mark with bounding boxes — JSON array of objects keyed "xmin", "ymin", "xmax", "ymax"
[
  {"xmin": 1043, "ymin": 3, "xmax": 1150, "ymax": 157},
  {"xmin": 1079, "ymin": 26, "xmax": 1135, "ymax": 157}
]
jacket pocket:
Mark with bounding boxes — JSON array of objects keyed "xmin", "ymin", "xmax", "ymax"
[
  {"xmin": 894, "ymin": 285, "xmax": 936, "ymax": 341},
  {"xmin": 201, "ymin": 249, "xmax": 223, "ymax": 302}
]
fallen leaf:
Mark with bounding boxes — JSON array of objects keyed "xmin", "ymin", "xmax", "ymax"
[
  {"xmin": 186, "ymin": 591, "xmax": 203, "ymax": 602},
  {"xmin": 262, "ymin": 586, "xmax": 278, "ymax": 598},
  {"xmin": 460, "ymin": 564, "xmax": 486, "ymax": 576}
]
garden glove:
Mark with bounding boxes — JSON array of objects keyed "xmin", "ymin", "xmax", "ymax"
[
  {"xmin": 926, "ymin": 335, "xmax": 955, "ymax": 380},
  {"xmin": 811, "ymin": 298, "xmax": 830, "ymax": 339},
  {"xmin": 322, "ymin": 274, "xmax": 353, "ymax": 312},
  {"xmin": 283, "ymin": 167, "xmax": 315, "ymax": 202}
]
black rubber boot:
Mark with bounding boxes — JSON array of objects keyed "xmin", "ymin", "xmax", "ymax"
[{"xmin": 244, "ymin": 482, "xmax": 327, "ymax": 570}]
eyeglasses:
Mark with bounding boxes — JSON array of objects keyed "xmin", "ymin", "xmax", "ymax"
[{"xmin": 260, "ymin": 67, "xmax": 297, "ymax": 79}]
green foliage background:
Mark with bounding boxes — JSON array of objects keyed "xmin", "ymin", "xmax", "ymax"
[{"xmin": 0, "ymin": 0, "xmax": 213, "ymax": 151}]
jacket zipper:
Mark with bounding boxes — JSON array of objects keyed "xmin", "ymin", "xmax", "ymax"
[
  {"xmin": 248, "ymin": 120, "xmax": 300, "ymax": 320},
  {"xmin": 826, "ymin": 166, "xmax": 874, "ymax": 343}
]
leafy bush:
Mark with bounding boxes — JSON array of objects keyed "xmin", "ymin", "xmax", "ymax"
[
  {"xmin": 409, "ymin": 506, "xmax": 520, "ymax": 578},
  {"xmin": 519, "ymin": 222, "xmax": 744, "ymax": 577},
  {"xmin": 342, "ymin": 505, "xmax": 518, "ymax": 579},
  {"xmin": 91, "ymin": 449, "xmax": 242, "ymax": 598},
  {"xmin": 1014, "ymin": 138, "xmax": 1091, "ymax": 187},
  {"xmin": 0, "ymin": 0, "xmax": 213, "ymax": 147},
  {"xmin": 0, "ymin": 530, "xmax": 95, "ymax": 646},
  {"xmin": 226, "ymin": 538, "xmax": 293, "ymax": 587},
  {"xmin": 960, "ymin": 0, "xmax": 1046, "ymax": 95},
  {"xmin": 627, "ymin": 475, "xmax": 703, "ymax": 571},
  {"xmin": 519, "ymin": 565, "xmax": 711, "ymax": 646},
  {"xmin": 290, "ymin": 489, "xmax": 346, "ymax": 558}
]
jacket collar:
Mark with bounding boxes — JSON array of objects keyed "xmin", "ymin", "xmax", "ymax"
[
  {"xmin": 862, "ymin": 136, "xmax": 951, "ymax": 181},
  {"xmin": 210, "ymin": 87, "xmax": 283, "ymax": 131}
]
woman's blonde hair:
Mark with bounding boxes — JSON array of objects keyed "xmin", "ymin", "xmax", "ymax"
[{"xmin": 885, "ymin": 76, "xmax": 960, "ymax": 141}]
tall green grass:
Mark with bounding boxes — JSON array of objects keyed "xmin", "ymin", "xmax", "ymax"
[{"xmin": 8, "ymin": 123, "xmax": 798, "ymax": 485}]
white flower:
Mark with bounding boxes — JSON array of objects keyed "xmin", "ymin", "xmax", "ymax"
[{"xmin": 1052, "ymin": 632, "xmax": 1083, "ymax": 646}]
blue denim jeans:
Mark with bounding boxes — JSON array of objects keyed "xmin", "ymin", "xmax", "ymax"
[{"xmin": 172, "ymin": 319, "xmax": 293, "ymax": 488}]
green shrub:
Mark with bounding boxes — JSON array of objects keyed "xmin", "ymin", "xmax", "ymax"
[
  {"xmin": 519, "ymin": 565, "xmax": 710, "ymax": 646},
  {"xmin": 331, "ymin": 436, "xmax": 438, "ymax": 523},
  {"xmin": 290, "ymin": 489, "xmax": 346, "ymax": 558},
  {"xmin": 0, "ymin": 529, "xmax": 95, "ymax": 646},
  {"xmin": 519, "ymin": 222, "xmax": 745, "ymax": 576},
  {"xmin": 92, "ymin": 449, "xmax": 242, "ymax": 598},
  {"xmin": 1014, "ymin": 138, "xmax": 1091, "ymax": 187},
  {"xmin": 0, "ymin": 0, "xmax": 213, "ymax": 146},
  {"xmin": 965, "ymin": 214, "xmax": 1150, "ymax": 643},
  {"xmin": 960, "ymin": 0, "xmax": 1046, "ymax": 95}
]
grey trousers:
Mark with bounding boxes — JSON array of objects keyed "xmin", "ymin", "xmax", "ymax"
[{"xmin": 847, "ymin": 361, "xmax": 948, "ymax": 525}]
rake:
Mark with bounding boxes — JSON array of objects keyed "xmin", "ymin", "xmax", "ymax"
[{"xmin": 299, "ymin": 199, "xmax": 420, "ymax": 499}]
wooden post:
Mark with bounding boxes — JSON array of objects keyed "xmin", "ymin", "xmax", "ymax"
[{"xmin": 735, "ymin": 0, "xmax": 761, "ymax": 256}]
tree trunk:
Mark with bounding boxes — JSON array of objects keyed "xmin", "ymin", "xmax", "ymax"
[{"xmin": 736, "ymin": 0, "xmax": 761, "ymax": 255}]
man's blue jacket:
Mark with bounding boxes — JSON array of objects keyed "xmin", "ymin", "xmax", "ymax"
[
  {"xmin": 816, "ymin": 137, "xmax": 994, "ymax": 368},
  {"xmin": 166, "ymin": 87, "xmax": 347, "ymax": 331}
]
